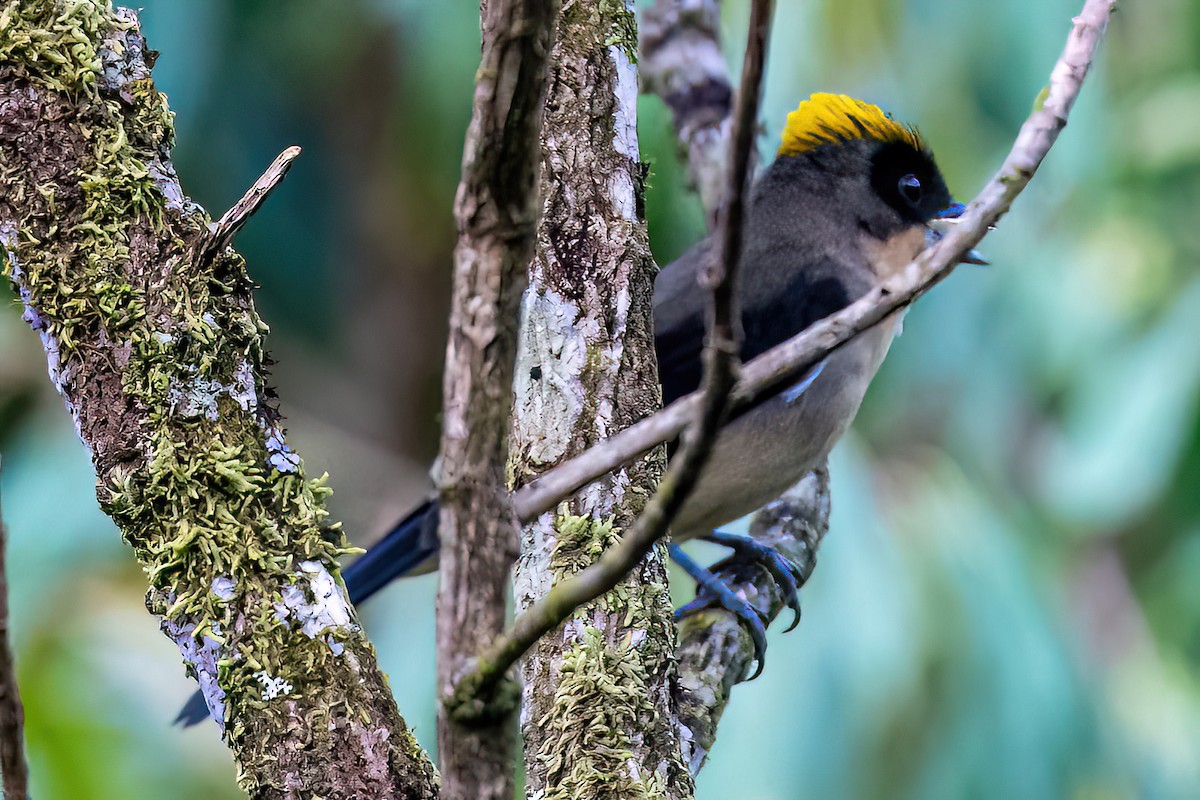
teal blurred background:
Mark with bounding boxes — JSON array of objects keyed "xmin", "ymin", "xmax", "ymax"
[{"xmin": 2, "ymin": 1, "xmax": 1198, "ymax": 797}]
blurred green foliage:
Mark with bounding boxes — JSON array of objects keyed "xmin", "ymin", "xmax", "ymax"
[{"xmin": 1, "ymin": 0, "xmax": 1198, "ymax": 797}]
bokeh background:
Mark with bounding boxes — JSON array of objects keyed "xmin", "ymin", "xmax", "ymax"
[{"xmin": 2, "ymin": 0, "xmax": 1198, "ymax": 797}]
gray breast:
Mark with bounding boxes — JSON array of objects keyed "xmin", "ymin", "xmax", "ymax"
[{"xmin": 670, "ymin": 321, "xmax": 896, "ymax": 540}]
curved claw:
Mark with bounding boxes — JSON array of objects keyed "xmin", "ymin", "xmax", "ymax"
[
  {"xmin": 670, "ymin": 544, "xmax": 769, "ymax": 680},
  {"xmin": 702, "ymin": 531, "xmax": 804, "ymax": 631}
]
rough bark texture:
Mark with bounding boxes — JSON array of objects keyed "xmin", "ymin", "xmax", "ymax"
[
  {"xmin": 436, "ymin": 1, "xmax": 559, "ymax": 799},
  {"xmin": 0, "ymin": 4, "xmax": 437, "ymax": 797},
  {"xmin": 508, "ymin": 2, "xmax": 691, "ymax": 798}
]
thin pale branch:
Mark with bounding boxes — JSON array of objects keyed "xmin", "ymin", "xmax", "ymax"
[
  {"xmin": 434, "ymin": 1, "xmax": 559, "ymax": 798},
  {"xmin": 452, "ymin": 0, "xmax": 776, "ymax": 701},
  {"xmin": 513, "ymin": 0, "xmax": 1117, "ymax": 529},
  {"xmin": 0, "ymin": 460, "xmax": 29, "ymax": 800},
  {"xmin": 191, "ymin": 146, "xmax": 301, "ymax": 267}
]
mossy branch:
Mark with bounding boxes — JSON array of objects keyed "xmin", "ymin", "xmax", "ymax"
[
  {"xmin": 506, "ymin": 1, "xmax": 690, "ymax": 796},
  {"xmin": 0, "ymin": 3, "xmax": 436, "ymax": 797},
  {"xmin": 674, "ymin": 469, "xmax": 830, "ymax": 771}
]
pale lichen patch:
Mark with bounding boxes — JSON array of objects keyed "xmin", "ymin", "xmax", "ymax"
[
  {"xmin": 161, "ymin": 610, "xmax": 228, "ymax": 730},
  {"xmin": 275, "ymin": 560, "xmax": 357, "ymax": 643},
  {"xmin": 212, "ymin": 575, "xmax": 236, "ymax": 601},
  {"xmin": 607, "ymin": 45, "xmax": 639, "ymax": 221},
  {"xmin": 254, "ymin": 670, "xmax": 294, "ymax": 702}
]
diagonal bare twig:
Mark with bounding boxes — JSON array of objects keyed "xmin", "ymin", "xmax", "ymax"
[
  {"xmin": 450, "ymin": 0, "xmax": 777, "ymax": 703},
  {"xmin": 191, "ymin": 145, "xmax": 301, "ymax": 267}
]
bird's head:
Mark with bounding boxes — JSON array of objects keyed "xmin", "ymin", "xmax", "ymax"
[{"xmin": 769, "ymin": 93, "xmax": 982, "ymax": 269}]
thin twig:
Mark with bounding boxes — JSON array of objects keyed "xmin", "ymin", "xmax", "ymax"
[
  {"xmin": 191, "ymin": 145, "xmax": 301, "ymax": 266},
  {"xmin": 514, "ymin": 0, "xmax": 1117, "ymax": 528},
  {"xmin": 452, "ymin": 0, "xmax": 776, "ymax": 701},
  {"xmin": 0, "ymin": 459, "xmax": 29, "ymax": 800}
]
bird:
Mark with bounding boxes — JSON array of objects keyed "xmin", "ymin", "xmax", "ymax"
[{"xmin": 177, "ymin": 93, "xmax": 973, "ymax": 725}]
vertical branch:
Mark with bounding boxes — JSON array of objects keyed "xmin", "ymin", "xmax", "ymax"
[
  {"xmin": 435, "ymin": 1, "xmax": 559, "ymax": 799},
  {"xmin": 452, "ymin": 0, "xmax": 773, "ymax": 698},
  {"xmin": 506, "ymin": 2, "xmax": 691, "ymax": 798},
  {"xmin": 0, "ymin": 462, "xmax": 29, "ymax": 800}
]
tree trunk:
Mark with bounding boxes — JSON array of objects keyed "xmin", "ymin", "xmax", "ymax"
[{"xmin": 508, "ymin": 2, "xmax": 692, "ymax": 798}]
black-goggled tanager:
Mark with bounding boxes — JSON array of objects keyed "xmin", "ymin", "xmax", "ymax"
[{"xmin": 178, "ymin": 93, "xmax": 981, "ymax": 726}]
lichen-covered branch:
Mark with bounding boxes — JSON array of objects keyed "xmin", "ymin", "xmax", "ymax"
[
  {"xmin": 0, "ymin": 460, "xmax": 29, "ymax": 800},
  {"xmin": 435, "ymin": 0, "xmax": 558, "ymax": 798},
  {"xmin": 641, "ymin": 0, "xmax": 731, "ymax": 222},
  {"xmin": 0, "ymin": 4, "xmax": 437, "ymax": 797},
  {"xmin": 504, "ymin": 2, "xmax": 690, "ymax": 798}
]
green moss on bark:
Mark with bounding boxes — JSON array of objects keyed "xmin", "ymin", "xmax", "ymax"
[
  {"xmin": 527, "ymin": 512, "xmax": 675, "ymax": 800},
  {"xmin": 0, "ymin": 2, "xmax": 435, "ymax": 795}
]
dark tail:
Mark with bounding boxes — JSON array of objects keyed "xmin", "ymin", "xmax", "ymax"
[
  {"xmin": 175, "ymin": 499, "xmax": 442, "ymax": 727},
  {"xmin": 343, "ymin": 498, "xmax": 440, "ymax": 605}
]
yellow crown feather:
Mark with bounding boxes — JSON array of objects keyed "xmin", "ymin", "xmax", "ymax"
[{"xmin": 778, "ymin": 93, "xmax": 925, "ymax": 157}]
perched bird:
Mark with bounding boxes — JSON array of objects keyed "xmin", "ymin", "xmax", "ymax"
[{"xmin": 179, "ymin": 93, "xmax": 970, "ymax": 725}]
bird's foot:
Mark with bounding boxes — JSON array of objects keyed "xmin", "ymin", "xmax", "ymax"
[
  {"xmin": 670, "ymin": 544, "xmax": 769, "ymax": 680},
  {"xmin": 701, "ymin": 530, "xmax": 804, "ymax": 632}
]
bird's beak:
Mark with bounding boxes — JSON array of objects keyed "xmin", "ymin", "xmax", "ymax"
[
  {"xmin": 927, "ymin": 200, "xmax": 988, "ymax": 265},
  {"xmin": 936, "ymin": 201, "xmax": 967, "ymax": 220}
]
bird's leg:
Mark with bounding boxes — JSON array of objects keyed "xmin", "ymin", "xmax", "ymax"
[
  {"xmin": 669, "ymin": 543, "xmax": 769, "ymax": 680},
  {"xmin": 701, "ymin": 529, "xmax": 804, "ymax": 632}
]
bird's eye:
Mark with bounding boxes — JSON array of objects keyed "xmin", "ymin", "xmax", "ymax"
[{"xmin": 898, "ymin": 173, "xmax": 922, "ymax": 206}]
